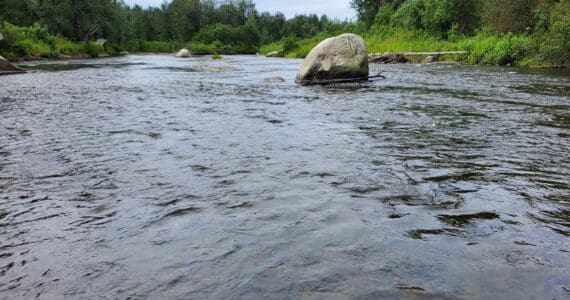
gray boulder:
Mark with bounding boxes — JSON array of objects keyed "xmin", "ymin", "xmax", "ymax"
[
  {"xmin": 0, "ymin": 55, "xmax": 25, "ymax": 75},
  {"xmin": 176, "ymin": 48, "xmax": 191, "ymax": 58},
  {"xmin": 295, "ymin": 33, "xmax": 369, "ymax": 85}
]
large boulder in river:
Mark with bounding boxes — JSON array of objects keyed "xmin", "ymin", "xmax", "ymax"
[
  {"xmin": 0, "ymin": 55, "xmax": 25, "ymax": 75},
  {"xmin": 295, "ymin": 33, "xmax": 369, "ymax": 85},
  {"xmin": 176, "ymin": 48, "xmax": 191, "ymax": 58}
]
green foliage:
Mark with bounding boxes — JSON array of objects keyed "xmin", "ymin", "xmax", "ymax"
[
  {"xmin": 211, "ymin": 53, "xmax": 222, "ymax": 60},
  {"xmin": 0, "ymin": 22, "xmax": 81, "ymax": 58},
  {"xmin": 282, "ymin": 36, "xmax": 299, "ymax": 55},
  {"xmin": 259, "ymin": 40, "xmax": 284, "ymax": 55},
  {"xmin": 54, "ymin": 38, "xmax": 83, "ymax": 56},
  {"xmin": 482, "ymin": 0, "xmax": 536, "ymax": 34},
  {"xmin": 84, "ymin": 42, "xmax": 104, "ymax": 58},
  {"xmin": 142, "ymin": 41, "xmax": 182, "ymax": 53},
  {"xmin": 189, "ymin": 42, "xmax": 214, "ymax": 55},
  {"xmin": 0, "ymin": 0, "xmax": 568, "ymax": 66},
  {"xmin": 390, "ymin": 0, "xmax": 425, "ymax": 30},
  {"xmin": 538, "ymin": 0, "xmax": 570, "ymax": 66},
  {"xmin": 193, "ymin": 22, "xmax": 260, "ymax": 54},
  {"xmin": 285, "ymin": 37, "xmax": 321, "ymax": 58}
]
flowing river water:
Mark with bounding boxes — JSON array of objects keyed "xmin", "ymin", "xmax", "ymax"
[{"xmin": 0, "ymin": 55, "xmax": 569, "ymax": 299}]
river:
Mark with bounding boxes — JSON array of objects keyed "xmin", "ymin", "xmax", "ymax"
[{"xmin": 1, "ymin": 55, "xmax": 569, "ymax": 299}]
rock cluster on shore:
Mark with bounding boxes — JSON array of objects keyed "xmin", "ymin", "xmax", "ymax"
[
  {"xmin": 368, "ymin": 52, "xmax": 408, "ymax": 64},
  {"xmin": 0, "ymin": 55, "xmax": 25, "ymax": 75}
]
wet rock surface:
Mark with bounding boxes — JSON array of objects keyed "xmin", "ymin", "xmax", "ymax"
[
  {"xmin": 0, "ymin": 55, "xmax": 569, "ymax": 299},
  {"xmin": 295, "ymin": 33, "xmax": 369, "ymax": 85}
]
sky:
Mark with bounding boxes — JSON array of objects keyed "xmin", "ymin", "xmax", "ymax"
[{"xmin": 125, "ymin": 0, "xmax": 356, "ymax": 20}]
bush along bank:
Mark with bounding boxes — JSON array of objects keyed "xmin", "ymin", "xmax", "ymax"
[
  {"xmin": 0, "ymin": 22, "xmax": 107, "ymax": 61},
  {"xmin": 260, "ymin": 28, "xmax": 568, "ymax": 68},
  {"xmin": 0, "ymin": 22, "xmax": 191, "ymax": 61}
]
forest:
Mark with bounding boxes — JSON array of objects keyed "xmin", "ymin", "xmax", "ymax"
[{"xmin": 0, "ymin": 0, "xmax": 568, "ymax": 66}]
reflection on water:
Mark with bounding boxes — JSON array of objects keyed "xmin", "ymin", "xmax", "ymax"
[{"xmin": 1, "ymin": 55, "xmax": 569, "ymax": 298}]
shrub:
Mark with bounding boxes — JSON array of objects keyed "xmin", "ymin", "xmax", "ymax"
[
  {"xmin": 142, "ymin": 41, "xmax": 181, "ymax": 53},
  {"xmin": 54, "ymin": 38, "xmax": 83, "ymax": 56},
  {"xmin": 282, "ymin": 36, "xmax": 299, "ymax": 55},
  {"xmin": 189, "ymin": 42, "xmax": 213, "ymax": 55},
  {"xmin": 84, "ymin": 42, "xmax": 104, "ymax": 57}
]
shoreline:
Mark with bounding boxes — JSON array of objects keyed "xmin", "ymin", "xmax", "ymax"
[{"xmin": 6, "ymin": 51, "xmax": 569, "ymax": 71}]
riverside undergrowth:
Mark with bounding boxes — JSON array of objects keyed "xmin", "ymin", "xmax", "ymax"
[{"xmin": 259, "ymin": 28, "xmax": 567, "ymax": 68}]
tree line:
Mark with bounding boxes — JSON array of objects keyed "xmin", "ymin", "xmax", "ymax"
[
  {"xmin": 350, "ymin": 0, "xmax": 569, "ymax": 65},
  {"xmin": 1, "ymin": 0, "xmax": 567, "ymax": 65},
  {"xmin": 0, "ymin": 0, "xmax": 343, "ymax": 53},
  {"xmin": 351, "ymin": 0, "xmax": 568, "ymax": 39}
]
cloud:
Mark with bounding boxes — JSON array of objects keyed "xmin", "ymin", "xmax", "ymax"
[{"xmin": 125, "ymin": 0, "xmax": 355, "ymax": 20}]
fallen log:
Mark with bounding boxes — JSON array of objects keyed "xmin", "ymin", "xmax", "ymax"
[
  {"xmin": 403, "ymin": 51, "xmax": 467, "ymax": 56},
  {"xmin": 298, "ymin": 74, "xmax": 385, "ymax": 85}
]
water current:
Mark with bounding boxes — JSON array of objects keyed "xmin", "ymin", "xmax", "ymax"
[{"xmin": 1, "ymin": 55, "xmax": 569, "ymax": 299}]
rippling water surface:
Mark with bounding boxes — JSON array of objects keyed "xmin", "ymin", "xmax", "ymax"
[{"xmin": 1, "ymin": 55, "xmax": 569, "ymax": 299}]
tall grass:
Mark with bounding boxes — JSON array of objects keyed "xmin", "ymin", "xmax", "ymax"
[
  {"xmin": 258, "ymin": 26, "xmax": 557, "ymax": 67},
  {"xmin": 0, "ymin": 22, "xmax": 114, "ymax": 60}
]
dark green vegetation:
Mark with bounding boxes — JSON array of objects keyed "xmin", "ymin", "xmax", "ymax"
[
  {"xmin": 351, "ymin": 0, "xmax": 570, "ymax": 66},
  {"xmin": 0, "ymin": 0, "xmax": 345, "ymax": 59},
  {"xmin": 0, "ymin": 0, "xmax": 568, "ymax": 66}
]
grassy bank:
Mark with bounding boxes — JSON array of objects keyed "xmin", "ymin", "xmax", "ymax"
[
  {"xmin": 0, "ymin": 22, "xmax": 259, "ymax": 61},
  {"xmin": 259, "ymin": 28, "xmax": 568, "ymax": 68},
  {"xmin": 0, "ymin": 22, "xmax": 103, "ymax": 60},
  {"xmin": 3, "ymin": 21, "xmax": 567, "ymax": 68},
  {"xmin": 0, "ymin": 22, "xmax": 192, "ymax": 61},
  {"xmin": 363, "ymin": 29, "xmax": 564, "ymax": 67}
]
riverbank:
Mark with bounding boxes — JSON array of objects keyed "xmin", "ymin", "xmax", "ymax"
[
  {"xmin": 260, "ymin": 30, "xmax": 569, "ymax": 68},
  {"xmin": 2, "ymin": 22, "xmax": 567, "ymax": 68}
]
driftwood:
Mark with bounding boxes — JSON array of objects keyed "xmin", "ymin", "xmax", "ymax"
[
  {"xmin": 403, "ymin": 51, "xmax": 467, "ymax": 56},
  {"xmin": 82, "ymin": 26, "xmax": 100, "ymax": 44},
  {"xmin": 369, "ymin": 51, "xmax": 467, "ymax": 64},
  {"xmin": 298, "ymin": 74, "xmax": 385, "ymax": 85}
]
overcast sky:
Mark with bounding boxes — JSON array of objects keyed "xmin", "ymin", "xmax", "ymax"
[{"xmin": 125, "ymin": 0, "xmax": 355, "ymax": 20}]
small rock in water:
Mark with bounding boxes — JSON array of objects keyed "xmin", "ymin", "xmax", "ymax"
[
  {"xmin": 424, "ymin": 55, "xmax": 438, "ymax": 64},
  {"xmin": 176, "ymin": 49, "xmax": 191, "ymax": 58},
  {"xmin": 263, "ymin": 76, "xmax": 285, "ymax": 83}
]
